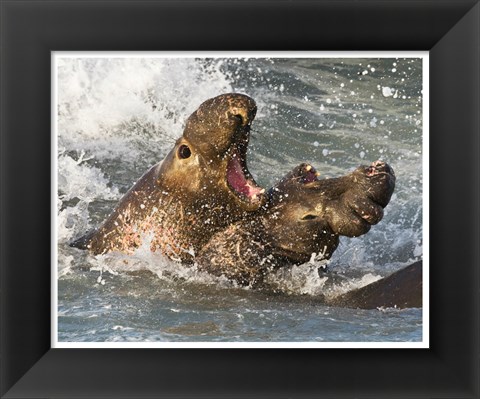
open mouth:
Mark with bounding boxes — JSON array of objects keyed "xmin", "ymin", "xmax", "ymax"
[
  {"xmin": 300, "ymin": 164, "xmax": 320, "ymax": 184},
  {"xmin": 226, "ymin": 147, "xmax": 265, "ymax": 202}
]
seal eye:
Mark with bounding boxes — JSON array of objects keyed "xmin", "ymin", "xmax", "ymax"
[
  {"xmin": 301, "ymin": 214, "xmax": 317, "ymax": 221},
  {"xmin": 178, "ymin": 144, "xmax": 191, "ymax": 159}
]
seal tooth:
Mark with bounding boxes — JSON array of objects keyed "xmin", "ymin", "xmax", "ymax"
[
  {"xmin": 305, "ymin": 165, "xmax": 312, "ymax": 171},
  {"xmin": 259, "ymin": 188, "xmax": 266, "ymax": 194}
]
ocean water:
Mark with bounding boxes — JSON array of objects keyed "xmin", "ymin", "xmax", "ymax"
[{"xmin": 56, "ymin": 55, "xmax": 424, "ymax": 344}]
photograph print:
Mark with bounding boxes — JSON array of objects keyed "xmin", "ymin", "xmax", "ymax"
[{"xmin": 55, "ymin": 53, "xmax": 427, "ymax": 346}]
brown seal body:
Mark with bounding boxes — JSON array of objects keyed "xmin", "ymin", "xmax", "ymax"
[
  {"xmin": 328, "ymin": 261, "xmax": 422, "ymax": 309},
  {"xmin": 196, "ymin": 161, "xmax": 396, "ymax": 286},
  {"xmin": 70, "ymin": 94, "xmax": 266, "ymax": 262}
]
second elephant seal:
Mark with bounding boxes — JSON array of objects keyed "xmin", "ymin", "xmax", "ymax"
[{"xmin": 196, "ymin": 161, "xmax": 395, "ymax": 286}]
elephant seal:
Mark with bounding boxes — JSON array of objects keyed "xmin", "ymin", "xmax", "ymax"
[
  {"xmin": 70, "ymin": 93, "xmax": 266, "ymax": 262},
  {"xmin": 328, "ymin": 261, "xmax": 422, "ymax": 309},
  {"xmin": 195, "ymin": 160, "xmax": 396, "ymax": 286}
]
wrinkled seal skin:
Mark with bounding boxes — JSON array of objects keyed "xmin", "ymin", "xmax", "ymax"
[
  {"xmin": 196, "ymin": 160, "xmax": 396, "ymax": 286},
  {"xmin": 70, "ymin": 94, "xmax": 266, "ymax": 262}
]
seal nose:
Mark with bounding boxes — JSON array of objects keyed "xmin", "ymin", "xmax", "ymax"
[
  {"xmin": 368, "ymin": 160, "xmax": 395, "ymax": 178},
  {"xmin": 216, "ymin": 93, "xmax": 255, "ymax": 124},
  {"xmin": 196, "ymin": 93, "xmax": 257, "ymax": 127},
  {"xmin": 225, "ymin": 98, "xmax": 256, "ymax": 128},
  {"xmin": 230, "ymin": 110, "xmax": 251, "ymax": 127},
  {"xmin": 183, "ymin": 93, "xmax": 257, "ymax": 154}
]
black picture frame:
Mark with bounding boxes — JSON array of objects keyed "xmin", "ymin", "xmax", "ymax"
[{"xmin": 1, "ymin": 0, "xmax": 479, "ymax": 398}]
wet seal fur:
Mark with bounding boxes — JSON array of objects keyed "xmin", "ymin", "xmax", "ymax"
[
  {"xmin": 71, "ymin": 94, "xmax": 266, "ymax": 262},
  {"xmin": 196, "ymin": 160, "xmax": 396, "ymax": 286}
]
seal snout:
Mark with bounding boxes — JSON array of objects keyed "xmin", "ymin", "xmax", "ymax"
[
  {"xmin": 213, "ymin": 93, "xmax": 257, "ymax": 127},
  {"xmin": 299, "ymin": 163, "xmax": 321, "ymax": 183},
  {"xmin": 212, "ymin": 94, "xmax": 266, "ymax": 207},
  {"xmin": 353, "ymin": 160, "xmax": 396, "ymax": 211},
  {"xmin": 365, "ymin": 160, "xmax": 395, "ymax": 179},
  {"xmin": 229, "ymin": 108, "xmax": 255, "ymax": 128},
  {"xmin": 231, "ymin": 113, "xmax": 247, "ymax": 127}
]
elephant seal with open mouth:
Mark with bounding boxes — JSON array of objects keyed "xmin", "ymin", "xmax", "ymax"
[
  {"xmin": 195, "ymin": 160, "xmax": 396, "ymax": 286},
  {"xmin": 70, "ymin": 93, "xmax": 266, "ymax": 262}
]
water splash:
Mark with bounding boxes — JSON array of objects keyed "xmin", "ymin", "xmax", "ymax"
[{"xmin": 57, "ymin": 58, "xmax": 234, "ymax": 165}]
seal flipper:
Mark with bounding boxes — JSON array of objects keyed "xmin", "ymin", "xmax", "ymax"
[{"xmin": 69, "ymin": 229, "xmax": 97, "ymax": 250}]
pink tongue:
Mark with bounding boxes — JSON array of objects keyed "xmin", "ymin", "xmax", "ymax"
[{"xmin": 227, "ymin": 156, "xmax": 262, "ymax": 198}]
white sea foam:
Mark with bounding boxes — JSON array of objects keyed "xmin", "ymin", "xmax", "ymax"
[
  {"xmin": 57, "ymin": 58, "xmax": 234, "ymax": 163},
  {"xmin": 58, "ymin": 152, "xmax": 119, "ymax": 203},
  {"xmin": 266, "ymin": 263, "xmax": 330, "ymax": 296}
]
